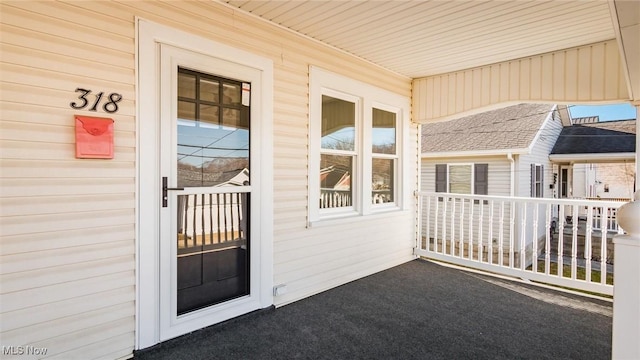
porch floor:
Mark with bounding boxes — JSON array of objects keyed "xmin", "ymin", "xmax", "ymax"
[{"xmin": 134, "ymin": 259, "xmax": 612, "ymax": 360}]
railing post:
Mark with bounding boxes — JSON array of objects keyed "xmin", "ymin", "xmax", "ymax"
[{"xmin": 612, "ymin": 191, "xmax": 640, "ymax": 359}]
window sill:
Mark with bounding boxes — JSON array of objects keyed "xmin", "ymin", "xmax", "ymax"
[{"xmin": 307, "ymin": 208, "xmax": 410, "ymax": 228}]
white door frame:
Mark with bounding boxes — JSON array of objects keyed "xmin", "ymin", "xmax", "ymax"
[{"xmin": 136, "ymin": 19, "xmax": 273, "ymax": 349}]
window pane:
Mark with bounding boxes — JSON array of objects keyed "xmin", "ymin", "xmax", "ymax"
[
  {"xmin": 200, "ymin": 78, "xmax": 219, "ymax": 103},
  {"xmin": 178, "ymin": 101, "xmax": 196, "ymax": 121},
  {"xmin": 372, "ymin": 158, "xmax": 394, "ymax": 204},
  {"xmin": 223, "ymin": 83, "xmax": 241, "ymax": 105},
  {"xmin": 222, "ymin": 108, "xmax": 243, "ymax": 128},
  {"xmin": 320, "ymin": 154, "xmax": 353, "ymax": 208},
  {"xmin": 199, "ymin": 104, "xmax": 219, "ymax": 125},
  {"xmin": 449, "ymin": 165, "xmax": 472, "ymax": 194},
  {"xmin": 321, "ymin": 95, "xmax": 355, "ymax": 151},
  {"xmin": 178, "ymin": 72, "xmax": 196, "ymax": 99},
  {"xmin": 177, "ymin": 123, "xmax": 249, "ymax": 188},
  {"xmin": 372, "ymin": 108, "xmax": 396, "ymax": 154}
]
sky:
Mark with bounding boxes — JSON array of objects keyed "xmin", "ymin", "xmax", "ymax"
[{"xmin": 568, "ymin": 103, "xmax": 636, "ymax": 121}]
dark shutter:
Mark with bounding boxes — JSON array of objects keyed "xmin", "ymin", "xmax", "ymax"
[
  {"xmin": 530, "ymin": 163, "xmax": 535, "ymax": 197},
  {"xmin": 531, "ymin": 164, "xmax": 544, "ymax": 197},
  {"xmin": 474, "ymin": 164, "xmax": 488, "ymax": 195},
  {"xmin": 435, "ymin": 164, "xmax": 447, "ymax": 192},
  {"xmin": 538, "ymin": 165, "xmax": 544, "ymax": 197}
]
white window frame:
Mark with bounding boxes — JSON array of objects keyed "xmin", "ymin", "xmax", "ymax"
[
  {"xmin": 370, "ymin": 102, "xmax": 400, "ymax": 209},
  {"xmin": 318, "ymin": 89, "xmax": 361, "ymax": 218},
  {"xmin": 309, "ymin": 67, "xmax": 408, "ymax": 224}
]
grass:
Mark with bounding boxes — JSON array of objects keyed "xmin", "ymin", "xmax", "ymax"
[{"xmin": 530, "ymin": 260, "xmax": 613, "ymax": 285}]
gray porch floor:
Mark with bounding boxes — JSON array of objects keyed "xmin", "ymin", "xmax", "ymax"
[{"xmin": 134, "ymin": 259, "xmax": 612, "ymax": 360}]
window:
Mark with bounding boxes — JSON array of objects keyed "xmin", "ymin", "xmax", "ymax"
[
  {"xmin": 309, "ymin": 67, "xmax": 407, "ymax": 222},
  {"xmin": 435, "ymin": 164, "xmax": 488, "ymax": 195},
  {"xmin": 371, "ymin": 108, "xmax": 397, "ymax": 204},
  {"xmin": 531, "ymin": 164, "xmax": 544, "ymax": 197},
  {"xmin": 320, "ymin": 95, "xmax": 357, "ymax": 209}
]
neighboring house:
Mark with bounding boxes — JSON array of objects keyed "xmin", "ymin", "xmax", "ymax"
[
  {"xmin": 420, "ymin": 103, "xmax": 565, "ymax": 262},
  {"xmin": 421, "ymin": 103, "xmax": 564, "ymax": 199},
  {"xmin": 550, "ymin": 117, "xmax": 636, "ymax": 230},
  {"xmin": 550, "ymin": 117, "xmax": 636, "ymax": 201}
]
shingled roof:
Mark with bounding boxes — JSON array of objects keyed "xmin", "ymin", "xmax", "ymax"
[
  {"xmin": 550, "ymin": 119, "xmax": 636, "ymax": 155},
  {"xmin": 421, "ymin": 103, "xmax": 556, "ymax": 154}
]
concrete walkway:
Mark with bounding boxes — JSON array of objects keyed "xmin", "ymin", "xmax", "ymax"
[{"xmin": 134, "ymin": 259, "xmax": 612, "ymax": 360}]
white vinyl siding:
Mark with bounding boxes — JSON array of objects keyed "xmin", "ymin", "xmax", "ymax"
[
  {"xmin": 517, "ymin": 109, "xmax": 564, "ymax": 199},
  {"xmin": 1, "ymin": 1, "xmax": 135, "ymax": 359},
  {"xmin": 1, "ymin": 1, "xmax": 415, "ymax": 357},
  {"xmin": 413, "ymin": 39, "xmax": 628, "ymax": 123}
]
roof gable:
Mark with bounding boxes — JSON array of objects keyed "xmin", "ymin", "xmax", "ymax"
[{"xmin": 421, "ymin": 103, "xmax": 555, "ymax": 154}]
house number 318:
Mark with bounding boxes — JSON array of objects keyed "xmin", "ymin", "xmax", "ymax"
[{"xmin": 70, "ymin": 88, "xmax": 122, "ymax": 114}]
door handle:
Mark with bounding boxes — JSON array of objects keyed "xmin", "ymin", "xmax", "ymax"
[{"xmin": 162, "ymin": 176, "xmax": 184, "ymax": 207}]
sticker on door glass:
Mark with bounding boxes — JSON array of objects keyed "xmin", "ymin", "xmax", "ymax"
[{"xmin": 242, "ymin": 83, "xmax": 251, "ymax": 106}]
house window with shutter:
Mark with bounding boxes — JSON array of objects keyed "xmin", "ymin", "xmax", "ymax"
[
  {"xmin": 531, "ymin": 164, "xmax": 544, "ymax": 197},
  {"xmin": 435, "ymin": 163, "xmax": 488, "ymax": 195}
]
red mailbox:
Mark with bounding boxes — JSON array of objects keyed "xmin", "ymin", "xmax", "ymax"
[{"xmin": 75, "ymin": 115, "xmax": 114, "ymax": 159}]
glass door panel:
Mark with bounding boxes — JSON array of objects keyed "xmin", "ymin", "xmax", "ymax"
[{"xmin": 175, "ymin": 67, "xmax": 250, "ymax": 315}]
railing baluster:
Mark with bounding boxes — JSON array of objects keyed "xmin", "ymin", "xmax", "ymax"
[
  {"xmin": 425, "ymin": 196, "xmax": 430, "ymax": 251},
  {"xmin": 223, "ymin": 193, "xmax": 229, "ymax": 242},
  {"xmin": 520, "ymin": 203, "xmax": 527, "ymax": 270},
  {"xmin": 558, "ymin": 205, "xmax": 565, "ymax": 278},
  {"xmin": 478, "ymin": 199, "xmax": 484, "ymax": 262},
  {"xmin": 229, "ymin": 194, "xmax": 236, "ymax": 240},
  {"xmin": 183, "ymin": 195, "xmax": 189, "ymax": 249},
  {"xmin": 499, "ymin": 201, "xmax": 505, "ymax": 266},
  {"xmin": 459, "ymin": 198, "xmax": 465, "ymax": 258},
  {"xmin": 209, "ymin": 194, "xmax": 214, "ymax": 245},
  {"xmin": 237, "ymin": 193, "xmax": 243, "ymax": 238},
  {"xmin": 509, "ymin": 200, "xmax": 515, "ymax": 268},
  {"xmin": 216, "ymin": 193, "xmax": 222, "ymax": 243},
  {"xmin": 450, "ymin": 197, "xmax": 456, "ymax": 256},
  {"xmin": 442, "ymin": 196, "xmax": 448, "ymax": 255},
  {"xmin": 192, "ymin": 194, "xmax": 197, "ymax": 248},
  {"xmin": 585, "ymin": 206, "xmax": 593, "ymax": 283},
  {"xmin": 571, "ymin": 205, "xmax": 579, "ymax": 280},
  {"xmin": 469, "ymin": 198, "xmax": 474, "ymax": 260},
  {"xmin": 201, "ymin": 194, "xmax": 205, "ymax": 247},
  {"xmin": 434, "ymin": 196, "xmax": 440, "ymax": 253},
  {"xmin": 600, "ymin": 206, "xmax": 609, "ymax": 285},
  {"xmin": 544, "ymin": 203, "xmax": 551, "ymax": 275},
  {"xmin": 532, "ymin": 203, "xmax": 539, "ymax": 273},
  {"xmin": 488, "ymin": 200, "xmax": 494, "ymax": 264}
]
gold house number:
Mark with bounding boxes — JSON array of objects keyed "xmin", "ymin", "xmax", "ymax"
[{"xmin": 70, "ymin": 88, "xmax": 122, "ymax": 114}]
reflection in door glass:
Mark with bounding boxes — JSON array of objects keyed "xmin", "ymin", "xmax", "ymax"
[
  {"xmin": 177, "ymin": 68, "xmax": 250, "ymax": 188},
  {"xmin": 175, "ymin": 67, "xmax": 251, "ymax": 316}
]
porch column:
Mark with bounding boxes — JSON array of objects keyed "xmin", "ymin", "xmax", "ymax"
[{"xmin": 612, "ymin": 102, "xmax": 640, "ymax": 359}]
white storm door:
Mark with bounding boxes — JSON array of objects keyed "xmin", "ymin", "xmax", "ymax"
[{"xmin": 158, "ymin": 44, "xmax": 263, "ymax": 341}]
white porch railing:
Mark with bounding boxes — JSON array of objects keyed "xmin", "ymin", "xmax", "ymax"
[{"xmin": 417, "ymin": 192, "xmax": 627, "ymax": 296}]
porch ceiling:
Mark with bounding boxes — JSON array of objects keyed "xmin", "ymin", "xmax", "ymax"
[
  {"xmin": 222, "ymin": 0, "xmax": 640, "ymax": 106},
  {"xmin": 223, "ymin": 0, "xmax": 615, "ymax": 79}
]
